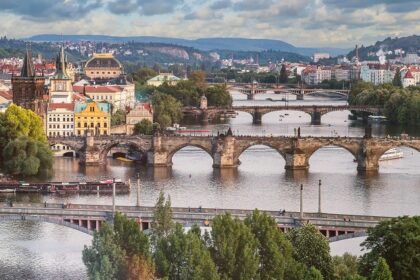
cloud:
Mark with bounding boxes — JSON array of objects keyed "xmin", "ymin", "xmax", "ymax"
[
  {"xmin": 0, "ymin": 0, "xmax": 102, "ymax": 21},
  {"xmin": 107, "ymin": 0, "xmax": 138, "ymax": 15},
  {"xmin": 139, "ymin": 0, "xmax": 185, "ymax": 15},
  {"xmin": 210, "ymin": 0, "xmax": 232, "ymax": 10},
  {"xmin": 233, "ymin": 0, "xmax": 274, "ymax": 11}
]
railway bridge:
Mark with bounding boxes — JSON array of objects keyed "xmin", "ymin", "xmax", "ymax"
[
  {"xmin": 0, "ymin": 202, "xmax": 393, "ymax": 242},
  {"xmin": 48, "ymin": 134, "xmax": 420, "ymax": 171}
]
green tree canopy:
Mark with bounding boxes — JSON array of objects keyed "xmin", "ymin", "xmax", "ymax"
[
  {"xmin": 287, "ymin": 224, "xmax": 334, "ymax": 280},
  {"xmin": 2, "ymin": 136, "xmax": 53, "ymax": 177},
  {"xmin": 151, "ymin": 92, "xmax": 182, "ymax": 128},
  {"xmin": 371, "ymin": 258, "xmax": 393, "ymax": 280},
  {"xmin": 111, "ymin": 109, "xmax": 126, "ymax": 126},
  {"xmin": 305, "ymin": 266, "xmax": 324, "ymax": 280},
  {"xmin": 152, "ymin": 191, "xmax": 174, "ymax": 239},
  {"xmin": 332, "ymin": 253, "xmax": 361, "ymax": 280},
  {"xmin": 359, "ymin": 216, "xmax": 420, "ymax": 280},
  {"xmin": 154, "ymin": 223, "xmax": 219, "ymax": 280},
  {"xmin": 133, "ymin": 119, "xmax": 153, "ymax": 135},
  {"xmin": 279, "ymin": 64, "xmax": 288, "ymax": 83},
  {"xmin": 82, "ymin": 223, "xmax": 127, "ymax": 280},
  {"xmin": 244, "ymin": 209, "xmax": 294, "ymax": 280},
  {"xmin": 210, "ymin": 213, "xmax": 259, "ymax": 280}
]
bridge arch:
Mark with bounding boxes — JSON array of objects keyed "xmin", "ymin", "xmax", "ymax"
[
  {"xmin": 262, "ymin": 110, "xmax": 312, "ymax": 122},
  {"xmin": 167, "ymin": 143, "xmax": 214, "ymax": 166},
  {"xmin": 99, "ymin": 141, "xmax": 148, "ymax": 162},
  {"xmin": 234, "ymin": 142, "xmax": 287, "ymax": 164},
  {"xmin": 0, "ymin": 215, "xmax": 94, "ymax": 235},
  {"xmin": 49, "ymin": 141, "xmax": 82, "ymax": 158}
]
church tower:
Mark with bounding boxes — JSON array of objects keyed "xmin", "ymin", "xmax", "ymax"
[
  {"xmin": 49, "ymin": 45, "xmax": 73, "ymax": 103},
  {"xmin": 12, "ymin": 49, "xmax": 46, "ymax": 116}
]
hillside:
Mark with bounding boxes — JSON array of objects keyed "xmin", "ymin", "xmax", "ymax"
[
  {"xmin": 27, "ymin": 34, "xmax": 349, "ymax": 56},
  {"xmin": 347, "ymin": 35, "xmax": 420, "ymax": 60}
]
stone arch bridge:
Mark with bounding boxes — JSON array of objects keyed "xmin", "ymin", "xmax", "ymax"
[
  {"xmin": 48, "ymin": 134, "xmax": 420, "ymax": 172},
  {"xmin": 0, "ymin": 202, "xmax": 391, "ymax": 242},
  {"xmin": 202, "ymin": 105, "xmax": 381, "ymax": 125}
]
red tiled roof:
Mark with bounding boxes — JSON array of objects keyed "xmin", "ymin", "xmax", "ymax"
[
  {"xmin": 48, "ymin": 103, "xmax": 74, "ymax": 110},
  {"xmin": 73, "ymin": 85, "xmax": 123, "ymax": 94},
  {"xmin": 404, "ymin": 70, "xmax": 414, "ymax": 79}
]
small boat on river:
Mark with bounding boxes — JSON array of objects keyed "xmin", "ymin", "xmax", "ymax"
[{"xmin": 379, "ymin": 148, "xmax": 403, "ymax": 161}]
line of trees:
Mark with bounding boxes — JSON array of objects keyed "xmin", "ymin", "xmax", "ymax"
[
  {"xmin": 83, "ymin": 192, "xmax": 419, "ymax": 279},
  {"xmin": 348, "ymin": 81, "xmax": 420, "ymax": 126},
  {"xmin": 0, "ymin": 104, "xmax": 53, "ymax": 177},
  {"xmin": 132, "ymin": 69, "xmax": 232, "ymax": 128}
]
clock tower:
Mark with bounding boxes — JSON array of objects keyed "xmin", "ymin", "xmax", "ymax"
[{"xmin": 49, "ymin": 46, "xmax": 73, "ymax": 103}]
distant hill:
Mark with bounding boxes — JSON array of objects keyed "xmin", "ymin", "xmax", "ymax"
[
  {"xmin": 27, "ymin": 34, "xmax": 350, "ymax": 56},
  {"xmin": 347, "ymin": 35, "xmax": 420, "ymax": 60}
]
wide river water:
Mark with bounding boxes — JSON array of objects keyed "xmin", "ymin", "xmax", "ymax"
[{"xmin": 1, "ymin": 91, "xmax": 419, "ymax": 279}]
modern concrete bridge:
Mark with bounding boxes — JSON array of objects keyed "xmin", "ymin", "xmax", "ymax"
[
  {"xmin": 48, "ymin": 133, "xmax": 420, "ymax": 171},
  {"xmin": 193, "ymin": 104, "xmax": 381, "ymax": 125},
  {"xmin": 0, "ymin": 202, "xmax": 392, "ymax": 242}
]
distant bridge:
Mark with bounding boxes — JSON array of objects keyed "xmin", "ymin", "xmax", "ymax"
[
  {"xmin": 184, "ymin": 105, "xmax": 382, "ymax": 125},
  {"xmin": 215, "ymin": 82, "xmax": 350, "ymax": 100},
  {"xmin": 0, "ymin": 202, "xmax": 390, "ymax": 242},
  {"xmin": 48, "ymin": 134, "xmax": 420, "ymax": 171}
]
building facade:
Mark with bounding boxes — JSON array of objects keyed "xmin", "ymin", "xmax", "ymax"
[
  {"xmin": 84, "ymin": 53, "xmax": 123, "ymax": 80},
  {"xmin": 125, "ymin": 102, "xmax": 153, "ymax": 134},
  {"xmin": 360, "ymin": 64, "xmax": 395, "ymax": 85},
  {"xmin": 11, "ymin": 50, "xmax": 47, "ymax": 116},
  {"xmin": 74, "ymin": 100, "xmax": 111, "ymax": 136},
  {"xmin": 46, "ymin": 103, "xmax": 75, "ymax": 137},
  {"xmin": 401, "ymin": 66, "xmax": 420, "ymax": 88},
  {"xmin": 301, "ymin": 66, "xmax": 332, "ymax": 85},
  {"xmin": 147, "ymin": 73, "xmax": 181, "ymax": 87}
]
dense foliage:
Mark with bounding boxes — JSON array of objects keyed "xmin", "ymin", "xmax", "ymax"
[
  {"xmin": 83, "ymin": 193, "xmax": 418, "ymax": 280},
  {"xmin": 151, "ymin": 92, "xmax": 183, "ymax": 128},
  {"xmin": 359, "ymin": 216, "xmax": 420, "ymax": 280},
  {"xmin": 348, "ymin": 81, "xmax": 420, "ymax": 126},
  {"xmin": 133, "ymin": 119, "xmax": 153, "ymax": 135},
  {"xmin": 0, "ymin": 104, "xmax": 52, "ymax": 177},
  {"xmin": 111, "ymin": 109, "xmax": 126, "ymax": 126}
]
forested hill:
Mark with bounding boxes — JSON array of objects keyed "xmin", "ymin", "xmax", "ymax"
[{"xmin": 347, "ymin": 35, "xmax": 420, "ymax": 60}]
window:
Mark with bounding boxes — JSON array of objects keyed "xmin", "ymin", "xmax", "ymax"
[
  {"xmin": 104, "ymin": 130, "xmax": 107, "ymax": 135},
  {"xmin": 57, "ymin": 124, "xmax": 60, "ymax": 129},
  {"xmin": 90, "ymin": 123, "xmax": 94, "ymax": 128},
  {"xmin": 49, "ymin": 125, "xmax": 51, "ymax": 128},
  {"xmin": 104, "ymin": 123, "xmax": 107, "ymax": 128},
  {"xmin": 71, "ymin": 118, "xmax": 73, "ymax": 122},
  {"xmin": 77, "ymin": 122, "xmax": 81, "ymax": 128},
  {"xmin": 53, "ymin": 124, "xmax": 56, "ymax": 129},
  {"xmin": 49, "ymin": 118, "xmax": 52, "ymax": 122},
  {"xmin": 84, "ymin": 123, "xmax": 87, "ymax": 128},
  {"xmin": 53, "ymin": 118, "xmax": 56, "ymax": 122},
  {"xmin": 49, "ymin": 132, "xmax": 51, "ymax": 136},
  {"xmin": 97, "ymin": 123, "xmax": 100, "ymax": 128}
]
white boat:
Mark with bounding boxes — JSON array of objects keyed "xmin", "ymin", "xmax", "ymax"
[
  {"xmin": 368, "ymin": 115, "xmax": 387, "ymax": 122},
  {"xmin": 379, "ymin": 148, "xmax": 403, "ymax": 161}
]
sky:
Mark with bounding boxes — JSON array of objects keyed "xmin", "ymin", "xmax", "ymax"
[{"xmin": 0, "ymin": 0, "xmax": 419, "ymax": 48}]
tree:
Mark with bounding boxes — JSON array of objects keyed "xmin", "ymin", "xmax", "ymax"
[
  {"xmin": 205, "ymin": 85, "xmax": 232, "ymax": 107},
  {"xmin": 133, "ymin": 119, "xmax": 153, "ymax": 135},
  {"xmin": 152, "ymin": 191, "xmax": 174, "ymax": 239},
  {"xmin": 2, "ymin": 136, "xmax": 53, "ymax": 177},
  {"xmin": 244, "ymin": 209, "xmax": 294, "ymax": 280},
  {"xmin": 279, "ymin": 64, "xmax": 288, "ymax": 83},
  {"xmin": 189, "ymin": 70, "xmax": 207, "ymax": 88},
  {"xmin": 210, "ymin": 213, "xmax": 259, "ymax": 280},
  {"xmin": 371, "ymin": 258, "xmax": 393, "ymax": 280},
  {"xmin": 151, "ymin": 92, "xmax": 182, "ymax": 128},
  {"xmin": 392, "ymin": 68, "xmax": 402, "ymax": 87},
  {"xmin": 287, "ymin": 224, "xmax": 334, "ymax": 280},
  {"xmin": 333, "ymin": 253, "xmax": 361, "ymax": 280},
  {"xmin": 132, "ymin": 67, "xmax": 157, "ymax": 85},
  {"xmin": 82, "ymin": 223, "xmax": 127, "ymax": 280},
  {"xmin": 154, "ymin": 223, "xmax": 219, "ymax": 280},
  {"xmin": 111, "ymin": 109, "xmax": 126, "ymax": 126},
  {"xmin": 359, "ymin": 216, "xmax": 420, "ymax": 280},
  {"xmin": 305, "ymin": 266, "xmax": 324, "ymax": 280}
]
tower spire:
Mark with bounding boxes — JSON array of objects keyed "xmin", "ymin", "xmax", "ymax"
[
  {"xmin": 20, "ymin": 46, "xmax": 35, "ymax": 77},
  {"xmin": 54, "ymin": 44, "xmax": 69, "ymax": 79}
]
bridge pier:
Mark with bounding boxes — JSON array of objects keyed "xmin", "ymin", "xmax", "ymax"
[
  {"xmin": 247, "ymin": 93, "xmax": 255, "ymax": 100},
  {"xmin": 213, "ymin": 135, "xmax": 239, "ymax": 168},
  {"xmin": 79, "ymin": 135, "xmax": 105, "ymax": 166},
  {"xmin": 310, "ymin": 112, "xmax": 321, "ymax": 125},
  {"xmin": 252, "ymin": 111, "xmax": 262, "ymax": 125},
  {"xmin": 285, "ymin": 152, "xmax": 309, "ymax": 170}
]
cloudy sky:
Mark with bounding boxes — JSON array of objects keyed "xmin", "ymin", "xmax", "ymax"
[{"xmin": 0, "ymin": 0, "xmax": 419, "ymax": 48}]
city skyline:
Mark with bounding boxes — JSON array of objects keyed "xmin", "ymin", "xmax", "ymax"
[{"xmin": 0, "ymin": 0, "xmax": 419, "ymax": 48}]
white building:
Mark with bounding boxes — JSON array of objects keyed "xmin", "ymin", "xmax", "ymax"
[
  {"xmin": 360, "ymin": 65, "xmax": 395, "ymax": 85},
  {"xmin": 401, "ymin": 67, "xmax": 420, "ymax": 88},
  {"xmin": 301, "ymin": 66, "xmax": 332, "ymax": 85},
  {"xmin": 73, "ymin": 84, "xmax": 135, "ymax": 111},
  {"xmin": 333, "ymin": 66, "xmax": 351, "ymax": 81},
  {"xmin": 402, "ymin": 53, "xmax": 419, "ymax": 65},
  {"xmin": 46, "ymin": 103, "xmax": 75, "ymax": 137},
  {"xmin": 313, "ymin": 53, "xmax": 330, "ymax": 63}
]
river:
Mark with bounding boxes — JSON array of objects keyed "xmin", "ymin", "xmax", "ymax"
[{"xmin": 0, "ymin": 91, "xmax": 419, "ymax": 279}]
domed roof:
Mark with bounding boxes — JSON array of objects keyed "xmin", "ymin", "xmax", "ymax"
[{"xmin": 85, "ymin": 53, "xmax": 122, "ymax": 69}]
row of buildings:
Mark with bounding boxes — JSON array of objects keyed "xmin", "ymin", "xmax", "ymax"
[{"xmin": 7, "ymin": 47, "xmax": 153, "ymax": 139}]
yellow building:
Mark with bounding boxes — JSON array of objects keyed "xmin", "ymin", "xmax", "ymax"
[{"xmin": 74, "ymin": 100, "xmax": 111, "ymax": 136}]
